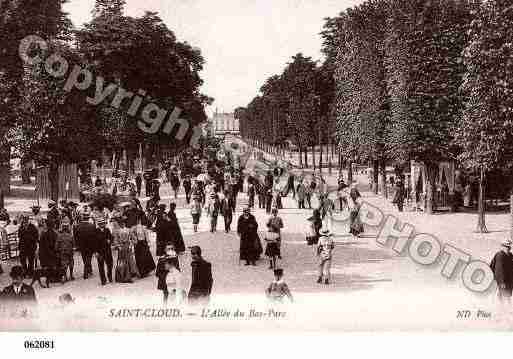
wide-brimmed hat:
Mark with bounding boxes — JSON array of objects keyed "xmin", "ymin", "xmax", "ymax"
[
  {"xmin": 59, "ymin": 293, "xmax": 75, "ymax": 304},
  {"xmin": 10, "ymin": 265, "xmax": 24, "ymax": 278},
  {"xmin": 48, "ymin": 200, "xmax": 56, "ymax": 207},
  {"xmin": 320, "ymin": 227, "xmax": 332, "ymax": 236}
]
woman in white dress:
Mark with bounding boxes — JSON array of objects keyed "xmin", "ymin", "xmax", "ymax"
[{"xmin": 162, "ymin": 258, "xmax": 185, "ymax": 305}]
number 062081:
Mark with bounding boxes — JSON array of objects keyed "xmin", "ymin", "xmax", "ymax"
[{"xmin": 24, "ymin": 340, "xmax": 55, "ymax": 349}]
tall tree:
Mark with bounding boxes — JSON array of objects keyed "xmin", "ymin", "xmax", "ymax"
[
  {"xmin": 0, "ymin": 0, "xmax": 71, "ymax": 195},
  {"xmin": 457, "ymin": 0, "xmax": 513, "ymax": 232},
  {"xmin": 386, "ymin": 0, "xmax": 473, "ymax": 213},
  {"xmin": 76, "ymin": 9, "xmax": 212, "ymax": 163}
]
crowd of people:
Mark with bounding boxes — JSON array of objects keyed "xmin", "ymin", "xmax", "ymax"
[{"xmin": 0, "ymin": 155, "xmax": 370, "ymax": 315}]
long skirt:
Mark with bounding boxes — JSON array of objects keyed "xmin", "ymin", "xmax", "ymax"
[
  {"xmin": 115, "ymin": 248, "xmax": 132, "ymax": 283},
  {"xmin": 134, "ymin": 241, "xmax": 156, "ymax": 277},
  {"xmin": 265, "ymin": 241, "xmax": 280, "ymax": 258},
  {"xmin": 126, "ymin": 247, "xmax": 139, "ymax": 277},
  {"xmin": 349, "ymin": 209, "xmax": 364, "ymax": 236}
]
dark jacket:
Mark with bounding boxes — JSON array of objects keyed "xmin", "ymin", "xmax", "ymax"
[
  {"xmin": 188, "ymin": 258, "xmax": 213, "ymax": 298},
  {"xmin": 350, "ymin": 188, "xmax": 361, "ymax": 202},
  {"xmin": 237, "ymin": 214, "xmax": 262, "ymax": 261},
  {"xmin": 220, "ymin": 198, "xmax": 232, "ymax": 217},
  {"xmin": 18, "ymin": 223, "xmax": 39, "ymax": 255},
  {"xmin": 74, "ymin": 221, "xmax": 98, "ymax": 253},
  {"xmin": 38, "ymin": 229, "xmax": 58, "ymax": 268},
  {"xmin": 124, "ymin": 208, "xmax": 140, "ymax": 228},
  {"xmin": 170, "ymin": 174, "xmax": 180, "ymax": 189},
  {"xmin": 183, "ymin": 178, "xmax": 192, "ymax": 192},
  {"xmin": 156, "ymin": 255, "xmax": 180, "ymax": 291},
  {"xmin": 491, "ymin": 250, "xmax": 513, "ymax": 288},
  {"xmin": 95, "ymin": 227, "xmax": 113, "ymax": 257},
  {"xmin": 1, "ymin": 283, "xmax": 37, "ymax": 303},
  {"xmin": 47, "ymin": 207, "xmax": 60, "ymax": 229}
]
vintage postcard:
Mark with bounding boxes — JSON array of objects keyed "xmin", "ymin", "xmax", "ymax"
[{"xmin": 1, "ymin": 0, "xmax": 513, "ymax": 338}]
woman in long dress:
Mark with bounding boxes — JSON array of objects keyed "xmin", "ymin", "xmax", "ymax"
[
  {"xmin": 130, "ymin": 218, "xmax": 156, "ymax": 278},
  {"xmin": 348, "ymin": 184, "xmax": 363, "ymax": 237},
  {"xmin": 114, "ymin": 219, "xmax": 139, "ymax": 282},
  {"xmin": 237, "ymin": 207, "xmax": 262, "ymax": 266}
]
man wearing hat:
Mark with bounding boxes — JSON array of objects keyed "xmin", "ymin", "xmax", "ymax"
[
  {"xmin": 490, "ymin": 240, "xmax": 513, "ymax": 302},
  {"xmin": 135, "ymin": 173, "xmax": 142, "ymax": 197},
  {"xmin": 47, "ymin": 200, "xmax": 60, "ymax": 231},
  {"xmin": 55, "ymin": 216, "xmax": 75, "ymax": 282},
  {"xmin": 94, "ymin": 218, "xmax": 114, "ymax": 285},
  {"xmin": 18, "ymin": 214, "xmax": 39, "ymax": 278},
  {"xmin": 183, "ymin": 174, "xmax": 192, "ymax": 204},
  {"xmin": 30, "ymin": 205, "xmax": 43, "ymax": 231},
  {"xmin": 188, "ymin": 246, "xmax": 212, "ymax": 305},
  {"xmin": 74, "ymin": 213, "xmax": 97, "ymax": 279},
  {"xmin": 0, "ymin": 265, "xmax": 37, "ymax": 304},
  {"xmin": 209, "ymin": 192, "xmax": 220, "ymax": 233}
]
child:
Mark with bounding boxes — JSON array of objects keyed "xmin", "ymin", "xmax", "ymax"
[
  {"xmin": 209, "ymin": 193, "xmax": 220, "ymax": 233},
  {"xmin": 156, "ymin": 244, "xmax": 181, "ymax": 298},
  {"xmin": 265, "ymin": 268, "xmax": 293, "ymax": 303},
  {"xmin": 157, "ymin": 249, "xmax": 184, "ymax": 305},
  {"xmin": 264, "ymin": 224, "xmax": 280, "ymax": 270},
  {"xmin": 317, "ymin": 228, "xmax": 334, "ymax": 285},
  {"xmin": 190, "ymin": 196, "xmax": 202, "ymax": 233}
]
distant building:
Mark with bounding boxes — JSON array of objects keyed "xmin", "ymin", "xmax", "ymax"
[{"xmin": 212, "ymin": 110, "xmax": 239, "ymax": 136}]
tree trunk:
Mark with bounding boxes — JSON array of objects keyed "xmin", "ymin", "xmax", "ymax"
[
  {"xmin": 476, "ymin": 166, "xmax": 488, "ymax": 233},
  {"xmin": 0, "ymin": 144, "xmax": 10, "ymax": 196},
  {"xmin": 304, "ymin": 148, "xmax": 308, "ymax": 168},
  {"xmin": 328, "ymin": 137, "xmax": 332, "ymax": 175},
  {"xmin": 510, "ymin": 193, "xmax": 513, "ymax": 240},
  {"xmin": 49, "ymin": 162, "xmax": 59, "ymax": 203},
  {"xmin": 311, "ymin": 145, "xmax": 315, "ymax": 171},
  {"xmin": 380, "ymin": 161, "xmax": 388, "ymax": 199},
  {"xmin": 319, "ymin": 129, "xmax": 323, "ymax": 173},
  {"xmin": 373, "ymin": 160, "xmax": 379, "ymax": 194},
  {"xmin": 299, "ymin": 148, "xmax": 303, "ymax": 168},
  {"xmin": 425, "ymin": 163, "xmax": 438, "ymax": 215},
  {"xmin": 21, "ymin": 160, "xmax": 32, "ymax": 184},
  {"xmin": 348, "ymin": 161, "xmax": 353, "ymax": 183}
]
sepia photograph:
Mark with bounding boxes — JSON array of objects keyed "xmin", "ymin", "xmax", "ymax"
[{"xmin": 1, "ymin": 0, "xmax": 513, "ymax": 346}]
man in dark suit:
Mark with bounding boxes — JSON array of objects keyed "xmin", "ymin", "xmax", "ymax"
[
  {"xmin": 490, "ymin": 240, "xmax": 513, "ymax": 302},
  {"xmin": 188, "ymin": 246, "xmax": 213, "ymax": 305},
  {"xmin": 74, "ymin": 215, "xmax": 97, "ymax": 279},
  {"xmin": 284, "ymin": 172, "xmax": 296, "ymax": 198},
  {"xmin": 135, "ymin": 173, "xmax": 142, "ymax": 197},
  {"xmin": 46, "ymin": 200, "xmax": 61, "ymax": 231},
  {"xmin": 18, "ymin": 215, "xmax": 39, "ymax": 277},
  {"xmin": 94, "ymin": 219, "xmax": 114, "ymax": 285},
  {"xmin": 1, "ymin": 266, "xmax": 37, "ymax": 314}
]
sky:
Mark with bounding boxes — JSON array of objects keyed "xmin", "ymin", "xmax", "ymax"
[{"xmin": 63, "ymin": 0, "xmax": 363, "ymax": 116}]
